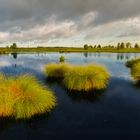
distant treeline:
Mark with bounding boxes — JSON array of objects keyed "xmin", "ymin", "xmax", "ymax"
[
  {"xmin": 84, "ymin": 42, "xmax": 140, "ymax": 50},
  {"xmin": 0, "ymin": 42, "xmax": 140, "ymax": 54}
]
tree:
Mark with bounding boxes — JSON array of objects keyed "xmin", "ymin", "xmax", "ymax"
[
  {"xmin": 84, "ymin": 44, "xmax": 89, "ymax": 50},
  {"xmin": 117, "ymin": 43, "xmax": 121, "ymax": 49},
  {"xmin": 94, "ymin": 45, "xmax": 97, "ymax": 48},
  {"xmin": 89, "ymin": 45, "xmax": 93, "ymax": 48},
  {"xmin": 10, "ymin": 43, "xmax": 17, "ymax": 49},
  {"xmin": 126, "ymin": 42, "xmax": 131, "ymax": 48},
  {"xmin": 134, "ymin": 43, "xmax": 139, "ymax": 49},
  {"xmin": 120, "ymin": 42, "xmax": 125, "ymax": 49},
  {"xmin": 97, "ymin": 45, "xmax": 101, "ymax": 49}
]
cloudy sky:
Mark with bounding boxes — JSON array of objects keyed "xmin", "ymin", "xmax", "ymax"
[{"xmin": 0, "ymin": 0, "xmax": 140, "ymax": 47}]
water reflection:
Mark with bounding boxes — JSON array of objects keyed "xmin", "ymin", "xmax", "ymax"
[
  {"xmin": 0, "ymin": 118, "xmax": 16, "ymax": 132},
  {"xmin": 132, "ymin": 81, "xmax": 140, "ymax": 90},
  {"xmin": 82, "ymin": 52, "xmax": 139, "ymax": 61},
  {"xmin": 116, "ymin": 53, "xmax": 131, "ymax": 60},
  {"xmin": 0, "ymin": 112, "xmax": 52, "ymax": 133},
  {"xmin": 11, "ymin": 53, "xmax": 18, "ymax": 59},
  {"xmin": 0, "ymin": 52, "xmax": 140, "ymax": 79},
  {"xmin": 84, "ymin": 52, "xmax": 88, "ymax": 58},
  {"xmin": 67, "ymin": 90, "xmax": 104, "ymax": 103},
  {"xmin": 83, "ymin": 52, "xmax": 101, "ymax": 58}
]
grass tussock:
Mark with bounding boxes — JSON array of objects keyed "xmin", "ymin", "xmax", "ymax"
[
  {"xmin": 63, "ymin": 64, "xmax": 110, "ymax": 91},
  {"xmin": 59, "ymin": 56, "xmax": 65, "ymax": 63},
  {"xmin": 45, "ymin": 63, "xmax": 72, "ymax": 78},
  {"xmin": 126, "ymin": 58, "xmax": 140, "ymax": 68},
  {"xmin": 131, "ymin": 62, "xmax": 140, "ymax": 81},
  {"xmin": 126, "ymin": 58, "xmax": 140, "ymax": 81},
  {"xmin": 0, "ymin": 74, "xmax": 56, "ymax": 119}
]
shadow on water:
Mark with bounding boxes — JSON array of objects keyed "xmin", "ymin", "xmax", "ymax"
[
  {"xmin": 132, "ymin": 81, "xmax": 140, "ymax": 90},
  {"xmin": 45, "ymin": 77, "xmax": 63, "ymax": 84},
  {"xmin": 0, "ymin": 112, "xmax": 53, "ymax": 133},
  {"xmin": 66, "ymin": 90, "xmax": 105, "ymax": 103},
  {"xmin": 45, "ymin": 76, "xmax": 105, "ymax": 103}
]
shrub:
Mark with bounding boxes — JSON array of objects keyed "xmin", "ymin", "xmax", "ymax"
[
  {"xmin": 0, "ymin": 74, "xmax": 56, "ymax": 119},
  {"xmin": 59, "ymin": 56, "xmax": 65, "ymax": 63},
  {"xmin": 45, "ymin": 63, "xmax": 71, "ymax": 78},
  {"xmin": 126, "ymin": 58, "xmax": 140, "ymax": 68},
  {"xmin": 63, "ymin": 64, "xmax": 110, "ymax": 91},
  {"xmin": 131, "ymin": 62, "xmax": 140, "ymax": 81}
]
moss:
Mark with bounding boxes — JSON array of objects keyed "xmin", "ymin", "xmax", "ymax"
[
  {"xmin": 0, "ymin": 74, "xmax": 56, "ymax": 119},
  {"xmin": 63, "ymin": 64, "xmax": 110, "ymax": 91}
]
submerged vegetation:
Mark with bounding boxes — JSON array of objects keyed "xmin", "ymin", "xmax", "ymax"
[
  {"xmin": 0, "ymin": 74, "xmax": 56, "ymax": 119},
  {"xmin": 63, "ymin": 64, "xmax": 110, "ymax": 91},
  {"xmin": 126, "ymin": 58, "xmax": 140, "ymax": 81},
  {"xmin": 45, "ymin": 63, "xmax": 110, "ymax": 91},
  {"xmin": 45, "ymin": 63, "xmax": 71, "ymax": 78}
]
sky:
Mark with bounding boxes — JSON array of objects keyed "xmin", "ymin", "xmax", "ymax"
[{"xmin": 0, "ymin": 0, "xmax": 140, "ymax": 47}]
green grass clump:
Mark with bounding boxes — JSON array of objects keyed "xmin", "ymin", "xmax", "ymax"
[
  {"xmin": 63, "ymin": 64, "xmax": 110, "ymax": 91},
  {"xmin": 130, "ymin": 62, "xmax": 140, "ymax": 81},
  {"xmin": 126, "ymin": 58, "xmax": 140, "ymax": 68},
  {"xmin": 45, "ymin": 63, "xmax": 71, "ymax": 78},
  {"xmin": 0, "ymin": 74, "xmax": 56, "ymax": 119},
  {"xmin": 59, "ymin": 56, "xmax": 65, "ymax": 63}
]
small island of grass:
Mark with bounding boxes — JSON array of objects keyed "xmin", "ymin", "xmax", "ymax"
[
  {"xmin": 126, "ymin": 58, "xmax": 140, "ymax": 81},
  {"xmin": 45, "ymin": 63, "xmax": 110, "ymax": 91},
  {"xmin": 0, "ymin": 74, "xmax": 56, "ymax": 119},
  {"xmin": 63, "ymin": 64, "xmax": 110, "ymax": 91}
]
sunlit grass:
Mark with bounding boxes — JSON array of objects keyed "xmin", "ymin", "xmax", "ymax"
[
  {"xmin": 45, "ymin": 63, "xmax": 72, "ymax": 78},
  {"xmin": 126, "ymin": 58, "xmax": 140, "ymax": 68},
  {"xmin": 63, "ymin": 64, "xmax": 110, "ymax": 91},
  {"xmin": 126, "ymin": 58, "xmax": 140, "ymax": 81},
  {"xmin": 131, "ymin": 62, "xmax": 140, "ymax": 81},
  {"xmin": 0, "ymin": 74, "xmax": 56, "ymax": 119}
]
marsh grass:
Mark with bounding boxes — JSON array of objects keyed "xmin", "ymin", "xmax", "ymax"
[
  {"xmin": 126, "ymin": 58, "xmax": 140, "ymax": 68},
  {"xmin": 63, "ymin": 64, "xmax": 110, "ymax": 91},
  {"xmin": 0, "ymin": 74, "xmax": 56, "ymax": 119},
  {"xmin": 131, "ymin": 62, "xmax": 140, "ymax": 81},
  {"xmin": 59, "ymin": 56, "xmax": 65, "ymax": 62},
  {"xmin": 126, "ymin": 58, "xmax": 140, "ymax": 81},
  {"xmin": 45, "ymin": 63, "xmax": 72, "ymax": 78}
]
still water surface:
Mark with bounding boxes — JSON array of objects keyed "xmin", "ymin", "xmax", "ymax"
[{"xmin": 0, "ymin": 52, "xmax": 140, "ymax": 140}]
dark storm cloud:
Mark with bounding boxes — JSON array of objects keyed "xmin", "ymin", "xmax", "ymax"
[
  {"xmin": 0, "ymin": 0, "xmax": 140, "ymax": 29},
  {"xmin": 0, "ymin": 0, "xmax": 140, "ymax": 44}
]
